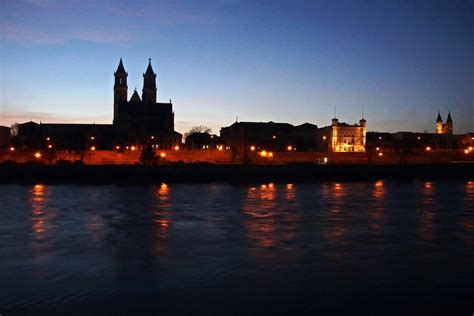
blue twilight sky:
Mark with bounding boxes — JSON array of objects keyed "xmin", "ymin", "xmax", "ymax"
[{"xmin": 0, "ymin": 0, "xmax": 472, "ymax": 134}]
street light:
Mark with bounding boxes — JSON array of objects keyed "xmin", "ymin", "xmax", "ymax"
[
  {"xmin": 425, "ymin": 146, "xmax": 432, "ymax": 152},
  {"xmin": 34, "ymin": 152, "xmax": 41, "ymax": 159},
  {"xmin": 9, "ymin": 147, "xmax": 15, "ymax": 152}
]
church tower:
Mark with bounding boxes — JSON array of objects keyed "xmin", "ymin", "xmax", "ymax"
[
  {"xmin": 114, "ymin": 58, "xmax": 128, "ymax": 124},
  {"xmin": 142, "ymin": 59, "xmax": 157, "ymax": 104},
  {"xmin": 436, "ymin": 112, "xmax": 443, "ymax": 134},
  {"xmin": 445, "ymin": 112, "xmax": 453, "ymax": 134}
]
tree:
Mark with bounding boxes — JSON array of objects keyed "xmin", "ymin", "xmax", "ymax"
[
  {"xmin": 139, "ymin": 143, "xmax": 157, "ymax": 165},
  {"xmin": 184, "ymin": 125, "xmax": 212, "ymax": 139}
]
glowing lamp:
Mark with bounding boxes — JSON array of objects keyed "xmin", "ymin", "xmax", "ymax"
[
  {"xmin": 378, "ymin": 152, "xmax": 383, "ymax": 157},
  {"xmin": 47, "ymin": 144, "xmax": 52, "ymax": 149},
  {"xmin": 160, "ymin": 152, "xmax": 166, "ymax": 158},
  {"xmin": 465, "ymin": 149, "xmax": 469, "ymax": 154},
  {"xmin": 250, "ymin": 146, "xmax": 256, "ymax": 151},
  {"xmin": 34, "ymin": 152, "xmax": 41, "ymax": 159},
  {"xmin": 322, "ymin": 135, "xmax": 327, "ymax": 140},
  {"xmin": 174, "ymin": 145, "xmax": 180, "ymax": 151},
  {"xmin": 260, "ymin": 150, "xmax": 267, "ymax": 157},
  {"xmin": 272, "ymin": 135, "xmax": 276, "ymax": 139},
  {"xmin": 131, "ymin": 146, "xmax": 136, "ymax": 151},
  {"xmin": 469, "ymin": 147, "xmax": 473, "ymax": 151},
  {"xmin": 376, "ymin": 147, "xmax": 380, "ymax": 151},
  {"xmin": 379, "ymin": 136, "xmax": 382, "ymax": 140},
  {"xmin": 46, "ymin": 137, "xmax": 50, "ymax": 141},
  {"xmin": 9, "ymin": 147, "xmax": 15, "ymax": 152},
  {"xmin": 425, "ymin": 146, "xmax": 432, "ymax": 152},
  {"xmin": 218, "ymin": 145, "xmax": 223, "ymax": 151},
  {"xmin": 90, "ymin": 136, "xmax": 95, "ymax": 140},
  {"xmin": 269, "ymin": 152, "xmax": 273, "ymax": 157},
  {"xmin": 116, "ymin": 146, "xmax": 120, "ymax": 150},
  {"xmin": 287, "ymin": 146, "xmax": 293, "ymax": 151},
  {"xmin": 151, "ymin": 136, "xmax": 155, "ymax": 139},
  {"xmin": 90, "ymin": 146, "xmax": 96, "ymax": 151}
]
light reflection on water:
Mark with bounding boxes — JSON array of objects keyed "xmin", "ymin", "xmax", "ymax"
[{"xmin": 0, "ymin": 181, "xmax": 473, "ymax": 313}]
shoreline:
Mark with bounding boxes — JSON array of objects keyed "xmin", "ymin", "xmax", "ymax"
[{"xmin": 0, "ymin": 163, "xmax": 473, "ymax": 184}]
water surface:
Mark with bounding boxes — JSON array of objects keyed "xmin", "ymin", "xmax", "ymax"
[{"xmin": 0, "ymin": 181, "xmax": 473, "ymax": 314}]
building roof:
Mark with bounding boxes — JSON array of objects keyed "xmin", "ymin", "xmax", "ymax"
[
  {"xmin": 130, "ymin": 89, "xmax": 141, "ymax": 102},
  {"xmin": 115, "ymin": 58, "xmax": 126, "ymax": 74}
]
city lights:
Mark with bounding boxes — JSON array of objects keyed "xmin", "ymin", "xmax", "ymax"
[
  {"xmin": 151, "ymin": 136, "xmax": 155, "ymax": 139},
  {"xmin": 9, "ymin": 147, "xmax": 15, "ymax": 152},
  {"xmin": 376, "ymin": 147, "xmax": 380, "ymax": 151},
  {"xmin": 174, "ymin": 145, "xmax": 180, "ymax": 151},
  {"xmin": 218, "ymin": 145, "xmax": 223, "ymax": 151},
  {"xmin": 90, "ymin": 146, "xmax": 96, "ymax": 151},
  {"xmin": 90, "ymin": 136, "xmax": 95, "ymax": 140},
  {"xmin": 272, "ymin": 135, "xmax": 276, "ymax": 139},
  {"xmin": 130, "ymin": 146, "xmax": 136, "ymax": 151},
  {"xmin": 378, "ymin": 152, "xmax": 383, "ymax": 157},
  {"xmin": 287, "ymin": 145, "xmax": 293, "ymax": 151},
  {"xmin": 116, "ymin": 146, "xmax": 120, "ymax": 150},
  {"xmin": 260, "ymin": 150, "xmax": 267, "ymax": 157},
  {"xmin": 464, "ymin": 149, "xmax": 469, "ymax": 154},
  {"xmin": 322, "ymin": 135, "xmax": 327, "ymax": 140},
  {"xmin": 47, "ymin": 144, "xmax": 53, "ymax": 149},
  {"xmin": 160, "ymin": 152, "xmax": 166, "ymax": 158},
  {"xmin": 46, "ymin": 137, "xmax": 50, "ymax": 141},
  {"xmin": 34, "ymin": 152, "xmax": 41, "ymax": 159},
  {"xmin": 425, "ymin": 146, "xmax": 432, "ymax": 152},
  {"xmin": 268, "ymin": 152, "xmax": 273, "ymax": 157},
  {"xmin": 250, "ymin": 145, "xmax": 256, "ymax": 151}
]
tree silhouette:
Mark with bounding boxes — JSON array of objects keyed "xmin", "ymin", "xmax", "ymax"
[
  {"xmin": 139, "ymin": 143, "xmax": 157, "ymax": 165},
  {"xmin": 184, "ymin": 125, "xmax": 212, "ymax": 139}
]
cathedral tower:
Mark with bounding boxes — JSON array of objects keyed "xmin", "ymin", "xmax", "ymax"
[
  {"xmin": 142, "ymin": 59, "xmax": 157, "ymax": 104},
  {"xmin": 445, "ymin": 112, "xmax": 453, "ymax": 134},
  {"xmin": 436, "ymin": 112, "xmax": 443, "ymax": 134},
  {"xmin": 114, "ymin": 58, "xmax": 128, "ymax": 124}
]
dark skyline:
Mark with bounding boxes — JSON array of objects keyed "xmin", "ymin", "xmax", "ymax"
[{"xmin": 0, "ymin": 0, "xmax": 472, "ymax": 134}]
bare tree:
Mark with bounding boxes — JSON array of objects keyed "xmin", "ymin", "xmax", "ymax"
[{"xmin": 184, "ymin": 125, "xmax": 212, "ymax": 139}]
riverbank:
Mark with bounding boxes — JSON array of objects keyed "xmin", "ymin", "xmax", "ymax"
[{"xmin": 0, "ymin": 163, "xmax": 473, "ymax": 184}]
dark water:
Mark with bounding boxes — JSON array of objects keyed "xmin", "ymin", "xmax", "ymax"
[{"xmin": 0, "ymin": 181, "xmax": 473, "ymax": 315}]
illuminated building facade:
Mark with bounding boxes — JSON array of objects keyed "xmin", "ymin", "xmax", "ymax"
[
  {"xmin": 436, "ymin": 112, "xmax": 453, "ymax": 135},
  {"xmin": 316, "ymin": 118, "xmax": 366, "ymax": 152}
]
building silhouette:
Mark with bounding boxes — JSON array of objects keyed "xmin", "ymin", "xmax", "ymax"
[
  {"xmin": 114, "ymin": 58, "xmax": 181, "ymax": 149},
  {"xmin": 12, "ymin": 59, "xmax": 182, "ymax": 150}
]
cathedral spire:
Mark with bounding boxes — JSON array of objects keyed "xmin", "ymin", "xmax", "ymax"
[
  {"xmin": 436, "ymin": 111, "xmax": 442, "ymax": 123},
  {"xmin": 145, "ymin": 58, "xmax": 155, "ymax": 75},
  {"xmin": 446, "ymin": 111, "xmax": 452, "ymax": 123},
  {"xmin": 115, "ymin": 58, "xmax": 126, "ymax": 74}
]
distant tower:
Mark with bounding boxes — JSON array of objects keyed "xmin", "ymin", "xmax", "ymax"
[
  {"xmin": 142, "ymin": 59, "xmax": 157, "ymax": 104},
  {"xmin": 445, "ymin": 112, "xmax": 453, "ymax": 134},
  {"xmin": 114, "ymin": 58, "xmax": 128, "ymax": 124},
  {"xmin": 436, "ymin": 111, "xmax": 443, "ymax": 134}
]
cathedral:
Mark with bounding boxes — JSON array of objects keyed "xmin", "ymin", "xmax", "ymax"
[
  {"xmin": 113, "ymin": 58, "xmax": 182, "ymax": 148},
  {"xmin": 12, "ymin": 59, "xmax": 182, "ymax": 150},
  {"xmin": 436, "ymin": 111, "xmax": 453, "ymax": 135}
]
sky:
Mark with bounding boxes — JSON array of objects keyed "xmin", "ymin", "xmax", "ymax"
[{"xmin": 0, "ymin": 0, "xmax": 472, "ymax": 135}]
